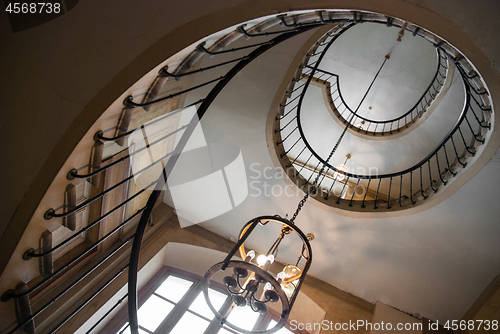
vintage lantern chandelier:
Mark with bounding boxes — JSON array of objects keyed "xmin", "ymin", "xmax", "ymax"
[{"xmin": 203, "ymin": 216, "xmax": 312, "ymax": 333}]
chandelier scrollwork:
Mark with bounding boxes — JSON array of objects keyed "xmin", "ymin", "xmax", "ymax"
[{"xmin": 203, "ymin": 216, "xmax": 312, "ymax": 334}]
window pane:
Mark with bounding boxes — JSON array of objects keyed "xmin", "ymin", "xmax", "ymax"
[
  {"xmin": 137, "ymin": 294, "xmax": 174, "ymax": 332},
  {"xmin": 189, "ymin": 289, "xmax": 227, "ymax": 319},
  {"xmin": 268, "ymin": 320, "xmax": 294, "ymax": 334},
  {"xmin": 225, "ymin": 304, "xmax": 261, "ymax": 331},
  {"xmin": 155, "ymin": 275, "xmax": 193, "ymax": 302},
  {"xmin": 170, "ymin": 311, "xmax": 210, "ymax": 334}
]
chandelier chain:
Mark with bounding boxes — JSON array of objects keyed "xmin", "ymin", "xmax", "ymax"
[{"xmin": 289, "ymin": 55, "xmax": 389, "ymax": 223}]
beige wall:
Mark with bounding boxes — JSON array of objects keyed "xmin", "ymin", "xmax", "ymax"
[{"xmin": 370, "ymin": 301, "xmax": 422, "ymax": 334}]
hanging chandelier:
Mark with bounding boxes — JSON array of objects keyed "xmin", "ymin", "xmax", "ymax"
[{"xmin": 203, "ymin": 216, "xmax": 312, "ymax": 333}]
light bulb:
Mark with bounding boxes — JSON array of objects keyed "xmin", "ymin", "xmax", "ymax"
[
  {"xmin": 267, "ymin": 254, "xmax": 275, "ymax": 264},
  {"xmin": 245, "ymin": 250, "xmax": 255, "ymax": 262},
  {"xmin": 334, "ymin": 163, "xmax": 348, "ymax": 181},
  {"xmin": 282, "ymin": 264, "xmax": 301, "ymax": 278},
  {"xmin": 276, "ymin": 272, "xmax": 285, "ymax": 283},
  {"xmin": 256, "ymin": 254, "xmax": 267, "ymax": 266},
  {"xmin": 264, "ymin": 282, "xmax": 272, "ymax": 291}
]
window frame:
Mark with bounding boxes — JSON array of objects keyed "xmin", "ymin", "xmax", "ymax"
[{"xmin": 100, "ymin": 266, "xmax": 305, "ymax": 334}]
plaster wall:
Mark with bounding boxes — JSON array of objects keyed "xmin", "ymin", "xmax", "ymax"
[{"xmin": 370, "ymin": 301, "xmax": 422, "ymax": 334}]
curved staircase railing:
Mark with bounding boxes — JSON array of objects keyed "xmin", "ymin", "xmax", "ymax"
[
  {"xmin": 308, "ymin": 47, "xmax": 449, "ymax": 136},
  {"xmin": 274, "ymin": 23, "xmax": 491, "ymax": 212}
]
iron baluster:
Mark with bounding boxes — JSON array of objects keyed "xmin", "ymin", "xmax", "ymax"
[
  {"xmin": 336, "ymin": 177, "xmax": 350, "ymax": 204},
  {"xmin": 297, "ymin": 153, "xmax": 314, "ymax": 174},
  {"xmin": 160, "ymin": 56, "xmax": 249, "ymax": 78},
  {"xmin": 47, "ymin": 265, "xmax": 129, "ymax": 334},
  {"xmin": 276, "ymin": 115, "xmax": 297, "ymax": 133},
  {"xmin": 361, "ymin": 179, "xmax": 371, "ymax": 208},
  {"xmin": 96, "ymin": 103, "xmax": 199, "ymax": 142},
  {"xmin": 435, "ymin": 152, "xmax": 447, "ymax": 185},
  {"xmin": 124, "ymin": 76, "xmax": 225, "ymax": 108},
  {"xmin": 304, "ymin": 161, "xmax": 322, "ymax": 187},
  {"xmin": 428, "ymin": 160, "xmax": 437, "ymax": 192},
  {"xmin": 282, "ymin": 137, "xmax": 303, "ymax": 157},
  {"xmin": 373, "ymin": 179, "xmax": 382, "ymax": 209},
  {"xmin": 420, "ymin": 166, "xmax": 428, "ymax": 199},
  {"xmin": 288, "ymin": 146, "xmax": 307, "ymax": 168},
  {"xmin": 398, "ymin": 174, "xmax": 403, "ymax": 207},
  {"xmin": 457, "ymin": 126, "xmax": 475, "ymax": 155},
  {"xmin": 50, "ymin": 147, "xmax": 176, "ymax": 219},
  {"xmin": 196, "ymin": 40, "xmax": 274, "ymax": 56},
  {"xmin": 37, "ymin": 185, "xmax": 151, "ymax": 256},
  {"xmin": 325, "ymin": 175, "xmax": 338, "ymax": 200},
  {"xmin": 386, "ymin": 177, "xmax": 393, "ymax": 209},
  {"xmin": 84, "ymin": 294, "xmax": 128, "ymax": 334},
  {"xmin": 349, "ymin": 179, "xmax": 360, "ymax": 206},
  {"xmin": 6, "ymin": 209, "xmax": 144, "ymax": 300},
  {"xmin": 464, "ymin": 115, "xmax": 484, "ymax": 143},
  {"xmin": 277, "ymin": 126, "xmax": 299, "ymax": 145},
  {"xmin": 410, "ymin": 171, "xmax": 415, "ymax": 204},
  {"xmin": 450, "ymin": 136, "xmax": 467, "ymax": 167},
  {"xmin": 279, "ymin": 104, "xmax": 299, "ymax": 120},
  {"xmin": 443, "ymin": 144, "xmax": 457, "ymax": 176}
]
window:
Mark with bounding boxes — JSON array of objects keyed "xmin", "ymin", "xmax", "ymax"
[{"xmin": 112, "ymin": 268, "xmax": 303, "ymax": 334}]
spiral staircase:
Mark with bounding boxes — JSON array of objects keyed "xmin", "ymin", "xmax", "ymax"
[{"xmin": 0, "ymin": 5, "xmax": 499, "ymax": 334}]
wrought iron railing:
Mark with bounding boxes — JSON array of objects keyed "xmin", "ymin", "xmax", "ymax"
[
  {"xmin": 309, "ymin": 47, "xmax": 449, "ymax": 136},
  {"xmin": 274, "ymin": 23, "xmax": 491, "ymax": 212},
  {"xmin": 0, "ymin": 10, "xmax": 493, "ymax": 334}
]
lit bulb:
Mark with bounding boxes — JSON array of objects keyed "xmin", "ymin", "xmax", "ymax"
[
  {"xmin": 264, "ymin": 282, "xmax": 272, "ymax": 291},
  {"xmin": 256, "ymin": 254, "xmax": 267, "ymax": 266},
  {"xmin": 276, "ymin": 272, "xmax": 285, "ymax": 283},
  {"xmin": 280, "ymin": 266, "xmax": 301, "ymax": 298},
  {"xmin": 245, "ymin": 250, "xmax": 255, "ymax": 262},
  {"xmin": 267, "ymin": 254, "xmax": 275, "ymax": 264},
  {"xmin": 334, "ymin": 164, "xmax": 348, "ymax": 181},
  {"xmin": 282, "ymin": 265, "xmax": 302, "ymax": 280}
]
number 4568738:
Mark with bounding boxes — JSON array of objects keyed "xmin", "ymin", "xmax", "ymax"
[{"xmin": 5, "ymin": 2, "xmax": 61, "ymax": 14}]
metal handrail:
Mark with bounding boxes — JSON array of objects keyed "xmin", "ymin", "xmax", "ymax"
[
  {"xmin": 275, "ymin": 18, "xmax": 491, "ymax": 210},
  {"xmin": 295, "ymin": 82, "xmax": 472, "ymax": 180},
  {"xmin": 1, "ymin": 208, "xmax": 143, "ymax": 301},
  {"xmin": 5, "ymin": 256, "xmax": 130, "ymax": 334},
  {"xmin": 33, "ymin": 183, "xmax": 152, "ymax": 258},
  {"xmin": 307, "ymin": 47, "xmax": 449, "ymax": 135}
]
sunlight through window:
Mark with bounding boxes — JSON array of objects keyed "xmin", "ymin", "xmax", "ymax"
[{"xmin": 155, "ymin": 275, "xmax": 193, "ymax": 302}]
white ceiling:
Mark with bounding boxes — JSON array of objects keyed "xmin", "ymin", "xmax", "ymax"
[
  {"xmin": 320, "ymin": 23, "xmax": 437, "ymax": 120},
  {"xmin": 162, "ymin": 23, "xmax": 500, "ymax": 323}
]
